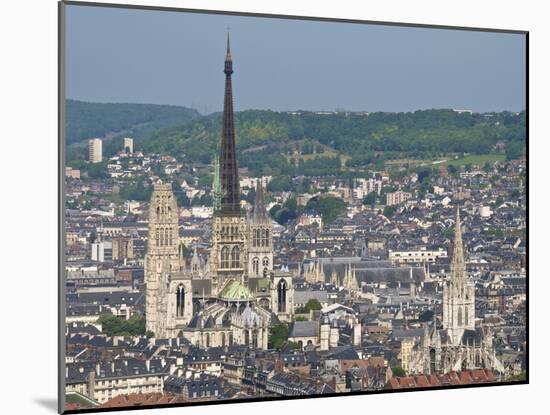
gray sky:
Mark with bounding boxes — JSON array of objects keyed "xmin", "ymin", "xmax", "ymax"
[{"xmin": 65, "ymin": 4, "xmax": 526, "ymax": 113}]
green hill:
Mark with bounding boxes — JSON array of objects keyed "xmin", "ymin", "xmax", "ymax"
[
  {"xmin": 65, "ymin": 99, "xmax": 201, "ymax": 148},
  {"xmin": 139, "ymin": 109, "xmax": 525, "ymax": 175}
]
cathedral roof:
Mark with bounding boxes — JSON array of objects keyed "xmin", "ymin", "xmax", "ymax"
[
  {"xmin": 240, "ymin": 304, "xmax": 262, "ymax": 326},
  {"xmin": 219, "ymin": 279, "xmax": 253, "ymax": 301},
  {"xmin": 248, "ymin": 277, "xmax": 271, "ymax": 294}
]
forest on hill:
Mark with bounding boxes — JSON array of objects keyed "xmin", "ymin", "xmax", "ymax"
[
  {"xmin": 65, "ymin": 101, "xmax": 526, "ymax": 177},
  {"xmin": 138, "ymin": 109, "xmax": 525, "ymax": 176},
  {"xmin": 65, "ymin": 99, "xmax": 200, "ymax": 159}
]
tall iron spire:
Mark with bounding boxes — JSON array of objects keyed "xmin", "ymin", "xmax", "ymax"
[
  {"xmin": 212, "ymin": 155, "xmax": 221, "ymax": 213},
  {"xmin": 219, "ymin": 32, "xmax": 240, "ymax": 214}
]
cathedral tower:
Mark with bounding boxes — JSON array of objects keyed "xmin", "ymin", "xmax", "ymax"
[
  {"xmin": 145, "ymin": 182, "xmax": 181, "ymax": 337},
  {"xmin": 247, "ymin": 180, "xmax": 273, "ymax": 278},
  {"xmin": 442, "ymin": 208, "xmax": 475, "ymax": 344},
  {"xmin": 210, "ymin": 33, "xmax": 249, "ymax": 294}
]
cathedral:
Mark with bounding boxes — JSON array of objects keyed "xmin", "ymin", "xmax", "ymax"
[
  {"xmin": 145, "ymin": 35, "xmax": 294, "ymax": 346},
  {"xmin": 407, "ymin": 209, "xmax": 504, "ymax": 374}
]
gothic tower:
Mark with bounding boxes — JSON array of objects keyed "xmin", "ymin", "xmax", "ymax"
[
  {"xmin": 247, "ymin": 180, "xmax": 273, "ymax": 278},
  {"xmin": 145, "ymin": 182, "xmax": 181, "ymax": 337},
  {"xmin": 442, "ymin": 208, "xmax": 475, "ymax": 345},
  {"xmin": 209, "ymin": 33, "xmax": 249, "ymax": 294}
]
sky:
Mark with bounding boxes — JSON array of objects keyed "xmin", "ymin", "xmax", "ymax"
[{"xmin": 65, "ymin": 4, "xmax": 526, "ymax": 114}]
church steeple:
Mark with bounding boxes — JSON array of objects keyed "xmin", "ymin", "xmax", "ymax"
[
  {"xmin": 219, "ymin": 32, "xmax": 240, "ymax": 214},
  {"xmin": 252, "ymin": 180, "xmax": 268, "ymax": 221},
  {"xmin": 450, "ymin": 208, "xmax": 466, "ymax": 288},
  {"xmin": 212, "ymin": 155, "xmax": 221, "ymax": 213},
  {"xmin": 442, "ymin": 207, "xmax": 475, "ymax": 339}
]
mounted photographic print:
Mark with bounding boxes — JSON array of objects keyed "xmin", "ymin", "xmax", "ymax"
[{"xmin": 59, "ymin": 1, "xmax": 528, "ymax": 413}]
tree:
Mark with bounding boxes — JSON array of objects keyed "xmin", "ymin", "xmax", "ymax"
[
  {"xmin": 305, "ymin": 196, "xmax": 346, "ymax": 224},
  {"xmin": 267, "ymin": 176, "xmax": 293, "ymax": 192},
  {"xmin": 176, "ymin": 191, "xmax": 191, "ymax": 207},
  {"xmin": 304, "ymin": 298, "xmax": 322, "ymax": 312},
  {"xmin": 269, "ymin": 204, "xmax": 282, "ymax": 219},
  {"xmin": 97, "ymin": 313, "xmax": 147, "ymax": 337},
  {"xmin": 447, "ymin": 164, "xmax": 458, "ymax": 175},
  {"xmin": 269, "ymin": 323, "xmax": 290, "ymax": 349},
  {"xmin": 506, "ymin": 141, "xmax": 525, "ymax": 161},
  {"xmin": 274, "ymin": 207, "xmax": 297, "ymax": 225},
  {"xmin": 383, "ymin": 205, "xmax": 396, "ymax": 218},
  {"xmin": 392, "ymin": 366, "xmax": 406, "ymax": 377},
  {"xmin": 178, "ymin": 243, "xmax": 188, "ymax": 258},
  {"xmin": 362, "ymin": 191, "xmax": 377, "ymax": 206},
  {"xmin": 417, "ymin": 167, "xmax": 432, "ymax": 183}
]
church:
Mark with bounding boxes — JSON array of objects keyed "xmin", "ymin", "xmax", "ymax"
[
  {"xmin": 407, "ymin": 209, "xmax": 504, "ymax": 374},
  {"xmin": 144, "ymin": 35, "xmax": 294, "ymax": 346}
]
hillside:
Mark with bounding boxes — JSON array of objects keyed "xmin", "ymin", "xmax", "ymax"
[
  {"xmin": 139, "ymin": 109, "xmax": 526, "ymax": 175},
  {"xmin": 65, "ymin": 99, "xmax": 201, "ymax": 146}
]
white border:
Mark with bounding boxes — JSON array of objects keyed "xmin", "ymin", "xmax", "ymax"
[{"xmin": 1, "ymin": 1, "xmax": 545, "ymax": 414}]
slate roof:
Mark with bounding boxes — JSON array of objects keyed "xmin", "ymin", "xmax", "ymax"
[{"xmin": 294, "ymin": 290, "xmax": 328, "ymax": 304}]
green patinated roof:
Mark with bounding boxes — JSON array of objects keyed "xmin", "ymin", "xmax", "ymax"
[
  {"xmin": 219, "ymin": 279, "xmax": 252, "ymax": 301},
  {"xmin": 257, "ymin": 278, "xmax": 271, "ymax": 290}
]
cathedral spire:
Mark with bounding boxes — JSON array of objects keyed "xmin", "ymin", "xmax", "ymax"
[
  {"xmin": 450, "ymin": 207, "xmax": 466, "ymax": 286},
  {"xmin": 219, "ymin": 32, "xmax": 240, "ymax": 214},
  {"xmin": 212, "ymin": 155, "xmax": 221, "ymax": 213},
  {"xmin": 226, "ymin": 31, "xmax": 231, "ymax": 60},
  {"xmin": 253, "ymin": 180, "xmax": 268, "ymax": 220}
]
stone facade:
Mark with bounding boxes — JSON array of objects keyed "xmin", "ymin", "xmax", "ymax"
[
  {"xmin": 144, "ymin": 35, "xmax": 294, "ymax": 347},
  {"xmin": 408, "ymin": 209, "xmax": 504, "ymax": 375}
]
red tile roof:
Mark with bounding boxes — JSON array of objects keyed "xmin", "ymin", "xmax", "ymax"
[
  {"xmin": 101, "ymin": 393, "xmax": 181, "ymax": 408},
  {"xmin": 388, "ymin": 370, "xmax": 498, "ymax": 390}
]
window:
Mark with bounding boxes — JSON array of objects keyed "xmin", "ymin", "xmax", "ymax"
[
  {"xmin": 231, "ymin": 246, "xmax": 240, "ymax": 268},
  {"xmin": 253, "ymin": 257, "xmax": 259, "ymax": 276},
  {"xmin": 254, "ymin": 229, "xmax": 260, "ymax": 247},
  {"xmin": 465, "ymin": 307, "xmax": 469, "ymax": 326},
  {"xmin": 176, "ymin": 284, "xmax": 185, "ymax": 317},
  {"xmin": 221, "ymin": 246, "xmax": 230, "ymax": 268},
  {"xmin": 261, "ymin": 229, "xmax": 266, "ymax": 247},
  {"xmin": 458, "ymin": 307, "xmax": 463, "ymax": 326},
  {"xmin": 277, "ymin": 279, "xmax": 287, "ymax": 313}
]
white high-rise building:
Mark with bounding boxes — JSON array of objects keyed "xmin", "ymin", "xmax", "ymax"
[
  {"xmin": 88, "ymin": 138, "xmax": 103, "ymax": 163},
  {"xmin": 123, "ymin": 137, "xmax": 134, "ymax": 154},
  {"xmin": 91, "ymin": 241, "xmax": 112, "ymax": 262}
]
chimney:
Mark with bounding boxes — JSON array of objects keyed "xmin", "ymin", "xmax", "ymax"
[
  {"xmin": 145, "ymin": 360, "xmax": 150, "ymax": 371},
  {"xmin": 87, "ymin": 370, "xmax": 96, "ymax": 401},
  {"xmin": 95, "ymin": 362, "xmax": 100, "ymax": 376}
]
